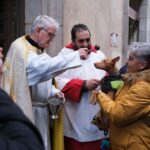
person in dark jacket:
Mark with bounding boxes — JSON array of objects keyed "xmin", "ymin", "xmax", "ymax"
[{"xmin": 0, "ymin": 88, "xmax": 44, "ymax": 150}]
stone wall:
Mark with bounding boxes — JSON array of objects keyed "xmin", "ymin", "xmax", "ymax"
[
  {"xmin": 139, "ymin": 0, "xmax": 150, "ymax": 42},
  {"xmin": 63, "ymin": 0, "xmax": 125, "ymax": 66},
  {"xmin": 25, "ymin": 0, "xmax": 126, "ymax": 66}
]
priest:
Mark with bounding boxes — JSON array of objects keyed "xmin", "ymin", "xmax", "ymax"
[{"xmin": 2, "ymin": 15, "xmax": 89, "ymax": 150}]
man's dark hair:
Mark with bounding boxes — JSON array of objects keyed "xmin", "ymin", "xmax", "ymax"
[{"xmin": 71, "ymin": 24, "xmax": 91, "ymax": 41}]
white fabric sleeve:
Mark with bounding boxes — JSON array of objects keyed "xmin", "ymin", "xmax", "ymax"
[{"xmin": 27, "ymin": 51, "xmax": 81, "ymax": 86}]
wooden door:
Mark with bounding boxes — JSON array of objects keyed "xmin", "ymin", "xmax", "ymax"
[{"xmin": 0, "ymin": 0, "xmax": 25, "ymax": 58}]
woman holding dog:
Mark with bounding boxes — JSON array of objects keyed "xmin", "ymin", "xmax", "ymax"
[{"xmin": 97, "ymin": 42, "xmax": 150, "ymax": 150}]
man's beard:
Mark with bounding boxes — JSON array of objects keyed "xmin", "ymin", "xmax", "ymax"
[{"xmin": 73, "ymin": 44, "xmax": 91, "ymax": 50}]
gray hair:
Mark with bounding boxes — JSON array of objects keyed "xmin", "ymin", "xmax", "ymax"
[
  {"xmin": 30, "ymin": 15, "xmax": 59, "ymax": 33},
  {"xmin": 129, "ymin": 42, "xmax": 150, "ymax": 63}
]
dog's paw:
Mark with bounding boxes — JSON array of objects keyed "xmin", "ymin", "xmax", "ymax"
[
  {"xmin": 91, "ymin": 111, "xmax": 109, "ymax": 131},
  {"xmin": 89, "ymin": 90, "xmax": 99, "ymax": 105}
]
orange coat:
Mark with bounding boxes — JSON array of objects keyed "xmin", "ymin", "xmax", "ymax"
[{"xmin": 98, "ymin": 69, "xmax": 150, "ymax": 150}]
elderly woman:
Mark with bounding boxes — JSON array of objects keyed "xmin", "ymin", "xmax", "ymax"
[{"xmin": 97, "ymin": 42, "xmax": 150, "ymax": 150}]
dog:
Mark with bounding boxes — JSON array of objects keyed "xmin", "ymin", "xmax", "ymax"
[
  {"xmin": 91, "ymin": 56, "xmax": 122, "ymax": 131},
  {"xmin": 92, "ymin": 56, "xmax": 121, "ymax": 101},
  {"xmin": 90, "ymin": 56, "xmax": 120, "ymax": 103}
]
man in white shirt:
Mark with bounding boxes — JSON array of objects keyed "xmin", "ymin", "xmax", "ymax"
[
  {"xmin": 56, "ymin": 24, "xmax": 108, "ymax": 150},
  {"xmin": 2, "ymin": 16, "xmax": 89, "ymax": 150}
]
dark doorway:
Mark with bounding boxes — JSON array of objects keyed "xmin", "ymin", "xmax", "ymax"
[
  {"xmin": 128, "ymin": 0, "xmax": 143, "ymax": 44},
  {"xmin": 0, "ymin": 0, "xmax": 25, "ymax": 58}
]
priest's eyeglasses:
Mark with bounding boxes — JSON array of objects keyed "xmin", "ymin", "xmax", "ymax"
[{"xmin": 41, "ymin": 27, "xmax": 55, "ymax": 38}]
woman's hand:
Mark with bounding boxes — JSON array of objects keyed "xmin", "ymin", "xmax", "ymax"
[{"xmin": 90, "ymin": 90, "xmax": 99, "ymax": 105}]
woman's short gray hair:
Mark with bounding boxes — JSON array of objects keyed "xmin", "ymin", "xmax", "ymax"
[
  {"xmin": 129, "ymin": 42, "xmax": 150, "ymax": 63},
  {"xmin": 30, "ymin": 15, "xmax": 59, "ymax": 33}
]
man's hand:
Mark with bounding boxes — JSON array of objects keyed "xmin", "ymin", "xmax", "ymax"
[
  {"xmin": 55, "ymin": 92, "xmax": 65, "ymax": 103},
  {"xmin": 78, "ymin": 48, "xmax": 89, "ymax": 60},
  {"xmin": 85, "ymin": 79, "xmax": 100, "ymax": 90},
  {"xmin": 55, "ymin": 92, "xmax": 64, "ymax": 99}
]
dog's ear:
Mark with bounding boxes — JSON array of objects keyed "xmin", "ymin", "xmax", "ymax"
[{"xmin": 112, "ymin": 56, "xmax": 120, "ymax": 63}]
